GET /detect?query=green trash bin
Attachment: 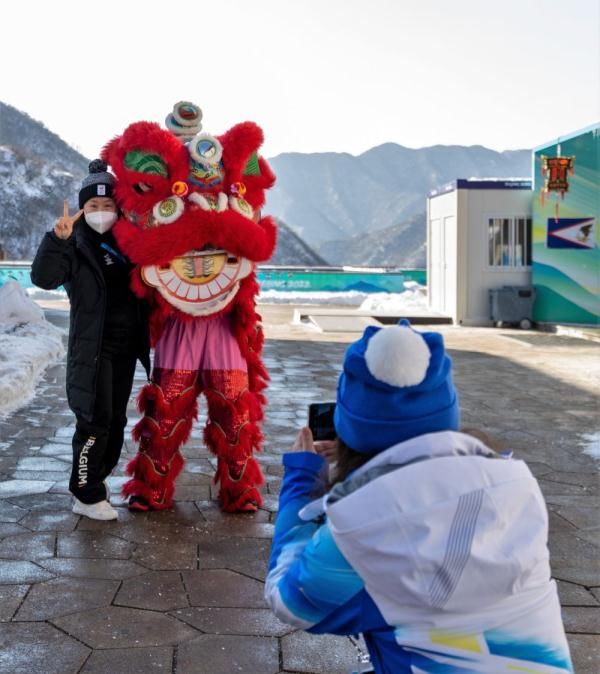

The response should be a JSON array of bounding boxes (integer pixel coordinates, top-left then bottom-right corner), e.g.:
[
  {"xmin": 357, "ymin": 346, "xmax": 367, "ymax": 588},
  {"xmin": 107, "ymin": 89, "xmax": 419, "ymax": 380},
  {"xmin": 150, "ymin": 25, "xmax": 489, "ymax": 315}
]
[{"xmin": 489, "ymin": 286, "xmax": 536, "ymax": 329}]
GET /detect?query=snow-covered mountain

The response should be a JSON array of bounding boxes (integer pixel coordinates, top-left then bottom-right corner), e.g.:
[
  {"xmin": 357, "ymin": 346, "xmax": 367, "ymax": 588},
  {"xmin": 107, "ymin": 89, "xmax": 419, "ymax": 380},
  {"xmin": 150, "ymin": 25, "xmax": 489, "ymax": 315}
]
[
  {"xmin": 0, "ymin": 101, "xmax": 88, "ymax": 260},
  {"xmin": 270, "ymin": 218, "xmax": 327, "ymax": 265},
  {"xmin": 0, "ymin": 101, "xmax": 88, "ymax": 177},
  {"xmin": 317, "ymin": 211, "xmax": 427, "ymax": 268},
  {"xmin": 0, "ymin": 145, "xmax": 88, "ymax": 260},
  {"xmin": 266, "ymin": 144, "xmax": 531, "ymax": 265}
]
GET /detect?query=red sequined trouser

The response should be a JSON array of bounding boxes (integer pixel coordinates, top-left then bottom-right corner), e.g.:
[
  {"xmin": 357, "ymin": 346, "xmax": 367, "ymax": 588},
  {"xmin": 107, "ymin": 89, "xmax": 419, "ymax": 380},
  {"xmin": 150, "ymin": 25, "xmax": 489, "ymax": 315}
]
[{"xmin": 122, "ymin": 312, "xmax": 265, "ymax": 512}]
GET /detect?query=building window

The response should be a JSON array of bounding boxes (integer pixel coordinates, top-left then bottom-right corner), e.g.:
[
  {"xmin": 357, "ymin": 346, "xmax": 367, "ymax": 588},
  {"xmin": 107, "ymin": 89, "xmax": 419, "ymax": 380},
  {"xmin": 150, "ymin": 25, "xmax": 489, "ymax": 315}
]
[{"xmin": 488, "ymin": 217, "xmax": 531, "ymax": 268}]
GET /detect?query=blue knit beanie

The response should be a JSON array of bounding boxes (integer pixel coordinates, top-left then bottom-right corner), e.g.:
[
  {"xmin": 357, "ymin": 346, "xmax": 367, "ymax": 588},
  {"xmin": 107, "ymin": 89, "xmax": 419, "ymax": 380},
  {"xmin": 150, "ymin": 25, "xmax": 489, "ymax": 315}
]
[{"xmin": 333, "ymin": 322, "xmax": 460, "ymax": 454}]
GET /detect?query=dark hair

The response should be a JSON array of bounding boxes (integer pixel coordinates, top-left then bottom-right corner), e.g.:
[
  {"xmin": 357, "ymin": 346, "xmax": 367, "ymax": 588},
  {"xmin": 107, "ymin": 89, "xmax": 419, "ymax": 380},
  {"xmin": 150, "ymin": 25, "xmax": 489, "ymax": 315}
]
[
  {"xmin": 461, "ymin": 428, "xmax": 505, "ymax": 452},
  {"xmin": 332, "ymin": 438, "xmax": 370, "ymax": 484},
  {"xmin": 331, "ymin": 428, "xmax": 503, "ymax": 486}
]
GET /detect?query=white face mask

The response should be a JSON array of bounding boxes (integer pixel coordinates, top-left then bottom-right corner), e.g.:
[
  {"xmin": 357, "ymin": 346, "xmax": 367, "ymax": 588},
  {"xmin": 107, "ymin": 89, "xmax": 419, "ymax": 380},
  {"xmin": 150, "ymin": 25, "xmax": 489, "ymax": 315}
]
[{"xmin": 85, "ymin": 211, "xmax": 118, "ymax": 234}]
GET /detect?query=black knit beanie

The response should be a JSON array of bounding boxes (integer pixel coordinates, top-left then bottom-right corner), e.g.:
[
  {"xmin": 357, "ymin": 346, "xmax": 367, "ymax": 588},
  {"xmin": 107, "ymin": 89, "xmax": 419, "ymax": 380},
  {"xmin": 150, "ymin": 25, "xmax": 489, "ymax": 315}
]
[{"xmin": 78, "ymin": 159, "xmax": 115, "ymax": 208}]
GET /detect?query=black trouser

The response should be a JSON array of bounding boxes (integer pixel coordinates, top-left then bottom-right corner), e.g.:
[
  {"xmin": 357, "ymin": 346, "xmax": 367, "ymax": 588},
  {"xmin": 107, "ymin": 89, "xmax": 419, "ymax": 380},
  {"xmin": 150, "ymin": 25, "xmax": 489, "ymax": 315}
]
[{"xmin": 70, "ymin": 352, "xmax": 137, "ymax": 504}]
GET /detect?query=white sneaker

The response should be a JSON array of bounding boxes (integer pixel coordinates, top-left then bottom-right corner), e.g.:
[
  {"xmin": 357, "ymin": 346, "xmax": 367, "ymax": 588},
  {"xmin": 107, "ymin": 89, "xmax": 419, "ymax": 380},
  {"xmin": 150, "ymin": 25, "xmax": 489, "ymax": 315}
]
[
  {"xmin": 73, "ymin": 498, "xmax": 118, "ymax": 521},
  {"xmin": 104, "ymin": 481, "xmax": 111, "ymax": 502}
]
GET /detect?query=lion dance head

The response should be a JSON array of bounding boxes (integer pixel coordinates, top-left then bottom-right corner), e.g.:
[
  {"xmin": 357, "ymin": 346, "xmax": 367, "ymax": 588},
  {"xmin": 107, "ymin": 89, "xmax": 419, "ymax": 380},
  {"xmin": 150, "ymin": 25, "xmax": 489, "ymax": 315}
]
[{"xmin": 102, "ymin": 101, "xmax": 276, "ymax": 338}]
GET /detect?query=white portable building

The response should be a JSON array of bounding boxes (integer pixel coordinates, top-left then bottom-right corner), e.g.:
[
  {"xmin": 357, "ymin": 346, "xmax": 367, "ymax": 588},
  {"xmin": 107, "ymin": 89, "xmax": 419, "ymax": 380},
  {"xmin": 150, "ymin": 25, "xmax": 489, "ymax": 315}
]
[{"xmin": 427, "ymin": 179, "xmax": 533, "ymax": 326}]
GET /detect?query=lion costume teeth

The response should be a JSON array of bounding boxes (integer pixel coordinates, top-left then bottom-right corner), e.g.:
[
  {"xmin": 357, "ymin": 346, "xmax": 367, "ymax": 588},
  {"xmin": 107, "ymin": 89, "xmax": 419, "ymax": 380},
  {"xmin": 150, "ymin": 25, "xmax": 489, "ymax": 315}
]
[{"xmin": 102, "ymin": 101, "xmax": 276, "ymax": 512}]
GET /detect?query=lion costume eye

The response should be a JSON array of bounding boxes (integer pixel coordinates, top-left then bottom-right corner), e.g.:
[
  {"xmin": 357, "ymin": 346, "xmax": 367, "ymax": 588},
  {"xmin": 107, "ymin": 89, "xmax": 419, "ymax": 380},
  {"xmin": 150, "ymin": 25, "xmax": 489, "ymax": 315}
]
[
  {"xmin": 124, "ymin": 151, "xmax": 169, "ymax": 177},
  {"xmin": 189, "ymin": 134, "xmax": 223, "ymax": 167},
  {"xmin": 124, "ymin": 150, "xmax": 169, "ymax": 195},
  {"xmin": 152, "ymin": 195, "xmax": 185, "ymax": 224}
]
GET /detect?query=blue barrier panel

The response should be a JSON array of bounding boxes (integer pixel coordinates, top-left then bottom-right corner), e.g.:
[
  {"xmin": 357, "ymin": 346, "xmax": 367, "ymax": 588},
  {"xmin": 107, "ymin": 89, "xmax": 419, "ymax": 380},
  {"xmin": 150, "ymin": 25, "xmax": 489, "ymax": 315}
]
[{"xmin": 0, "ymin": 264, "xmax": 34, "ymax": 288}]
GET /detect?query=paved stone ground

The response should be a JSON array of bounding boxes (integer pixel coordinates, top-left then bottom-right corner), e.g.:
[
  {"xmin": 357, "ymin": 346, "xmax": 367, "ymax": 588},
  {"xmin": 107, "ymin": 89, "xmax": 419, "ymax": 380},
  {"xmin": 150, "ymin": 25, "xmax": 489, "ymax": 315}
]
[{"xmin": 0, "ymin": 304, "xmax": 598, "ymax": 674}]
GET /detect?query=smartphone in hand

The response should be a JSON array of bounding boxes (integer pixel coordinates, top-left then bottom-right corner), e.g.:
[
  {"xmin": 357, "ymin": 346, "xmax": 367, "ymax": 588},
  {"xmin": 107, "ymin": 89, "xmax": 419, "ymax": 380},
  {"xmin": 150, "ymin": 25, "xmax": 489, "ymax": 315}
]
[{"xmin": 308, "ymin": 402, "xmax": 337, "ymax": 441}]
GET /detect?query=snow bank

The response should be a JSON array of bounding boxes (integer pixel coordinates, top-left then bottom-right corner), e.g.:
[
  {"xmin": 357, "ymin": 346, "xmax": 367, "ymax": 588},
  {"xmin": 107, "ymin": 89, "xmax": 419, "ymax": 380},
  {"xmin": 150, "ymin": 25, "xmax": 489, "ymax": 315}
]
[
  {"xmin": 26, "ymin": 287, "xmax": 68, "ymax": 301},
  {"xmin": 0, "ymin": 280, "xmax": 45, "ymax": 323},
  {"xmin": 258, "ymin": 289, "xmax": 372, "ymax": 305},
  {"xmin": 580, "ymin": 432, "xmax": 600, "ymax": 461},
  {"xmin": 0, "ymin": 281, "xmax": 65, "ymax": 418},
  {"xmin": 358, "ymin": 282, "xmax": 427, "ymax": 313}
]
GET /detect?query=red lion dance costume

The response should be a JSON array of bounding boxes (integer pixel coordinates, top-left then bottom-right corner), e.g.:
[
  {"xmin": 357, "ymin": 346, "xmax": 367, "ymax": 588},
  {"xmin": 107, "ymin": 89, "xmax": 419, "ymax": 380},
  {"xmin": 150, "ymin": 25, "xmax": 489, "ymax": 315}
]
[{"xmin": 102, "ymin": 102, "xmax": 276, "ymax": 512}]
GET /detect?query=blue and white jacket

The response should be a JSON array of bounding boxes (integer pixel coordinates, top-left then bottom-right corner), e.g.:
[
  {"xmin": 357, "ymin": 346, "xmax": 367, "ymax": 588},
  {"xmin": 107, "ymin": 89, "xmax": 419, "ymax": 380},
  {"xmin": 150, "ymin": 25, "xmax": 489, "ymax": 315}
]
[{"xmin": 265, "ymin": 431, "xmax": 573, "ymax": 674}]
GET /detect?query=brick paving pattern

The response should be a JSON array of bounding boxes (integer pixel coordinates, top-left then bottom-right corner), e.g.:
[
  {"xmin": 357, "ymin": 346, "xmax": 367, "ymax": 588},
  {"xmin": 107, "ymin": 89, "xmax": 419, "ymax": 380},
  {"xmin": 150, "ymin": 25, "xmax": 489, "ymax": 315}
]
[{"xmin": 0, "ymin": 307, "xmax": 598, "ymax": 673}]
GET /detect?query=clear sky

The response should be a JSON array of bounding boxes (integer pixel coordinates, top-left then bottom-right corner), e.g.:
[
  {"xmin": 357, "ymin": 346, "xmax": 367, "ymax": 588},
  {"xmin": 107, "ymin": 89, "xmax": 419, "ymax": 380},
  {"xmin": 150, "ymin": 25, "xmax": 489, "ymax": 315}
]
[{"xmin": 2, "ymin": 0, "xmax": 598, "ymax": 159}]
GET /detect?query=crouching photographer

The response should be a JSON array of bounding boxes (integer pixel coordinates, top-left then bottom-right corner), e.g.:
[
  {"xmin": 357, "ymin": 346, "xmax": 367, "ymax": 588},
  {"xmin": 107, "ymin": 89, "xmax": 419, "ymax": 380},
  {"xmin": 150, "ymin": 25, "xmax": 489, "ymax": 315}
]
[{"xmin": 265, "ymin": 322, "xmax": 572, "ymax": 674}]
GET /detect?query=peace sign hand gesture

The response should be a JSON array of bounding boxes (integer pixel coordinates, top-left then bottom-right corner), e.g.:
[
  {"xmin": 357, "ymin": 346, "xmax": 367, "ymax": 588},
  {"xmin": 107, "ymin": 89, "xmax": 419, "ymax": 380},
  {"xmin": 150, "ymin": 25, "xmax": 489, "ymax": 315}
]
[{"xmin": 54, "ymin": 200, "xmax": 83, "ymax": 240}]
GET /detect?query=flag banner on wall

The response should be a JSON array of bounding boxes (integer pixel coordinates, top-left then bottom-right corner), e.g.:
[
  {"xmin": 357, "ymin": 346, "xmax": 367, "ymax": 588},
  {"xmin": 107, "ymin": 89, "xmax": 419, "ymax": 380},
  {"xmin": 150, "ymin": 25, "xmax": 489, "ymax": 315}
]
[{"xmin": 547, "ymin": 217, "xmax": 596, "ymax": 249}]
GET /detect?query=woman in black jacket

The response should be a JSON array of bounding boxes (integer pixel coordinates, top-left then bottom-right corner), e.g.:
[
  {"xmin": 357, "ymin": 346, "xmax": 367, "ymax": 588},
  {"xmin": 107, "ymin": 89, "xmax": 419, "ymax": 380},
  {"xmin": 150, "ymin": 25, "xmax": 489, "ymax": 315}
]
[{"xmin": 31, "ymin": 160, "xmax": 150, "ymax": 521}]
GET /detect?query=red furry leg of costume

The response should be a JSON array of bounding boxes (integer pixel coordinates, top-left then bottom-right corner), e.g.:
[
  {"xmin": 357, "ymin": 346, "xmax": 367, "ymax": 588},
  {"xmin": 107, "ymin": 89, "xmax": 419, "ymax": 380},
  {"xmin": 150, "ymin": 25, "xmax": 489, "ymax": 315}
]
[
  {"xmin": 203, "ymin": 369, "xmax": 265, "ymax": 512},
  {"xmin": 122, "ymin": 367, "xmax": 200, "ymax": 510}
]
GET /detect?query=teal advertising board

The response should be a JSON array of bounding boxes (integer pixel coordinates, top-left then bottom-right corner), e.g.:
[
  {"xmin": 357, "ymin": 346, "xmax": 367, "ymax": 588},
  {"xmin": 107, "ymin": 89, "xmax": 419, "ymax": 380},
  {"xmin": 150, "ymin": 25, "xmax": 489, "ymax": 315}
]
[
  {"xmin": 256, "ymin": 268, "xmax": 426, "ymax": 293},
  {"xmin": 532, "ymin": 125, "xmax": 600, "ymax": 325},
  {"xmin": 1, "ymin": 264, "xmax": 426, "ymax": 295}
]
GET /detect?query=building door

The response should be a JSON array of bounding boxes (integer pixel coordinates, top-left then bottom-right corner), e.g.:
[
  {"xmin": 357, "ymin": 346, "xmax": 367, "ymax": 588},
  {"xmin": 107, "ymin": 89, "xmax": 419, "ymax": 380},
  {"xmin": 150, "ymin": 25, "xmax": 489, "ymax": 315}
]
[
  {"xmin": 429, "ymin": 218, "xmax": 445, "ymax": 311},
  {"xmin": 443, "ymin": 215, "xmax": 457, "ymax": 319}
]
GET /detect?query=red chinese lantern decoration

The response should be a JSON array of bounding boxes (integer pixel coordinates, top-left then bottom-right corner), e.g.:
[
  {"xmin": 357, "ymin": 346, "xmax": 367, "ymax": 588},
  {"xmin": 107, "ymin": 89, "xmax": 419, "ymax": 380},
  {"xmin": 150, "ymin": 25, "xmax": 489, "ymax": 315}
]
[{"xmin": 541, "ymin": 154, "xmax": 575, "ymax": 221}]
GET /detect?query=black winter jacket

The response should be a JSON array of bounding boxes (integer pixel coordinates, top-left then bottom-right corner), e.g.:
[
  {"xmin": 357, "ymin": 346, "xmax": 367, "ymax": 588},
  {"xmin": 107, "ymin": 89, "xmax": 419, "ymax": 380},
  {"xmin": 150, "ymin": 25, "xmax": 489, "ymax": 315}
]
[{"xmin": 31, "ymin": 220, "xmax": 151, "ymax": 422}]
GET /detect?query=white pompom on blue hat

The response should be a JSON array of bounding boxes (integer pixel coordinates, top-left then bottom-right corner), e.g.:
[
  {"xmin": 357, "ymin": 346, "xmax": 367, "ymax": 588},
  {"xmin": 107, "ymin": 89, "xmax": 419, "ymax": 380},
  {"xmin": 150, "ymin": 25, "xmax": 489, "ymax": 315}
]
[
  {"xmin": 364, "ymin": 324, "xmax": 431, "ymax": 387},
  {"xmin": 334, "ymin": 322, "xmax": 460, "ymax": 454}
]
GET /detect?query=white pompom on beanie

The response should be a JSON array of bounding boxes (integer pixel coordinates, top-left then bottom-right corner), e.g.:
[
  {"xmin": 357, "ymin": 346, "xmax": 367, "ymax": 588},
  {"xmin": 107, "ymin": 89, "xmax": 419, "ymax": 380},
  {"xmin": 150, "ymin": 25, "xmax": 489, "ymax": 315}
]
[
  {"xmin": 334, "ymin": 321, "xmax": 460, "ymax": 453},
  {"xmin": 364, "ymin": 324, "xmax": 431, "ymax": 387}
]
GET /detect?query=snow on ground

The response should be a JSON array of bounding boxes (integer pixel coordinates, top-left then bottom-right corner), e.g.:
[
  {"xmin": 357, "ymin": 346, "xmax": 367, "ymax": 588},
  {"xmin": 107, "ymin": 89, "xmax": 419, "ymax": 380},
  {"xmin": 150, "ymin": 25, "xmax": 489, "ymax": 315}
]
[
  {"xmin": 29, "ymin": 285, "xmax": 427, "ymax": 311},
  {"xmin": 25, "ymin": 281, "xmax": 428, "ymax": 313},
  {"xmin": 580, "ymin": 432, "xmax": 600, "ymax": 460},
  {"xmin": 258, "ymin": 289, "xmax": 372, "ymax": 305},
  {"xmin": 358, "ymin": 282, "xmax": 427, "ymax": 313},
  {"xmin": 0, "ymin": 281, "xmax": 65, "ymax": 418},
  {"xmin": 26, "ymin": 286, "xmax": 67, "ymax": 301}
]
